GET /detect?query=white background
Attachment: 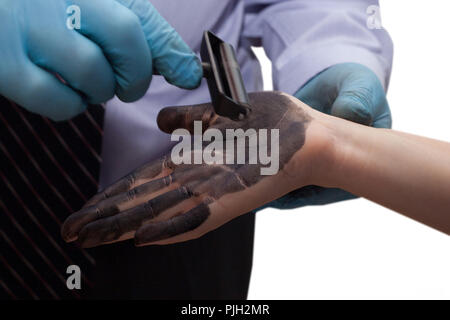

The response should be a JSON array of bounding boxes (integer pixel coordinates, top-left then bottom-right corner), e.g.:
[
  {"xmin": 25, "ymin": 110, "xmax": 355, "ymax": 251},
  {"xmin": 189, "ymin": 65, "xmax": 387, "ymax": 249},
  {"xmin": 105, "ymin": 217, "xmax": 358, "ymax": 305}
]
[{"xmin": 248, "ymin": 0, "xmax": 450, "ymax": 300}]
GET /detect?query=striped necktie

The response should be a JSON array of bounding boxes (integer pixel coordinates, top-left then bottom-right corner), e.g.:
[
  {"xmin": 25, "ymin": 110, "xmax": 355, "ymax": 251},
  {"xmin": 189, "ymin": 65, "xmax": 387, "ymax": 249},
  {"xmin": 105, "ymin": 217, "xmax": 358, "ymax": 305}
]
[{"xmin": 0, "ymin": 96, "xmax": 104, "ymax": 299}]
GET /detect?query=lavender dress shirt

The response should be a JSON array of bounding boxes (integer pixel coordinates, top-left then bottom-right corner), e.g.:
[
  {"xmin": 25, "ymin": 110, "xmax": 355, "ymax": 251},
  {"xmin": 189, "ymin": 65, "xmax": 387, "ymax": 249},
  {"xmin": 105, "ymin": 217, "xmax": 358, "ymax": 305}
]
[{"xmin": 100, "ymin": 0, "xmax": 393, "ymax": 188}]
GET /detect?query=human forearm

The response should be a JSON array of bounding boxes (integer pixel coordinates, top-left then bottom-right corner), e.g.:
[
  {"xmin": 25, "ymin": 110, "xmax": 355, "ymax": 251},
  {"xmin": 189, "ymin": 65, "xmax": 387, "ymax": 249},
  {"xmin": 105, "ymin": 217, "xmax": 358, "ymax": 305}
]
[{"xmin": 320, "ymin": 114, "xmax": 450, "ymax": 234}]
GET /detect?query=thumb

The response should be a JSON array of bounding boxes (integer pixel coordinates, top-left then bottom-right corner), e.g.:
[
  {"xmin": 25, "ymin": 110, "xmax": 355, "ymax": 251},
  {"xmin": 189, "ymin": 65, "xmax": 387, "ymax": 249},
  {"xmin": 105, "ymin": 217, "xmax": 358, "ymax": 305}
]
[
  {"xmin": 331, "ymin": 87, "xmax": 374, "ymax": 126},
  {"xmin": 116, "ymin": 0, "xmax": 202, "ymax": 89},
  {"xmin": 157, "ymin": 103, "xmax": 216, "ymax": 134}
]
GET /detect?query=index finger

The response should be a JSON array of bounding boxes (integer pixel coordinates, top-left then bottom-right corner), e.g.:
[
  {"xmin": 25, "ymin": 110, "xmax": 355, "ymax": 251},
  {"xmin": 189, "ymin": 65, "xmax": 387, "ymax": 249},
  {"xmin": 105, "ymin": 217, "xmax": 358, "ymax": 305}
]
[{"xmin": 116, "ymin": 0, "xmax": 203, "ymax": 89}]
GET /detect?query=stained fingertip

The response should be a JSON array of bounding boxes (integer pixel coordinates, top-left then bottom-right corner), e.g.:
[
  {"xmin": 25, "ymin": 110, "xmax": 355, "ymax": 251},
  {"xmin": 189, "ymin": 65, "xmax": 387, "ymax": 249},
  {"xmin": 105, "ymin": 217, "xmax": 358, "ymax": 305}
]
[
  {"xmin": 61, "ymin": 214, "xmax": 82, "ymax": 243},
  {"xmin": 157, "ymin": 104, "xmax": 215, "ymax": 134},
  {"xmin": 61, "ymin": 208, "xmax": 97, "ymax": 243},
  {"xmin": 61, "ymin": 221, "xmax": 77, "ymax": 243},
  {"xmin": 156, "ymin": 106, "xmax": 180, "ymax": 133}
]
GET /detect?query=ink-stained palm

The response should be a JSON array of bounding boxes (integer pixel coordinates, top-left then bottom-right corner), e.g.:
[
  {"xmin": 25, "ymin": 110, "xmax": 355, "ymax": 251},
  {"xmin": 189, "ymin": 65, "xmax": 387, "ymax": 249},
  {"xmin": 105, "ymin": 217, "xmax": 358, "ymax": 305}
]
[{"xmin": 61, "ymin": 91, "xmax": 320, "ymax": 247}]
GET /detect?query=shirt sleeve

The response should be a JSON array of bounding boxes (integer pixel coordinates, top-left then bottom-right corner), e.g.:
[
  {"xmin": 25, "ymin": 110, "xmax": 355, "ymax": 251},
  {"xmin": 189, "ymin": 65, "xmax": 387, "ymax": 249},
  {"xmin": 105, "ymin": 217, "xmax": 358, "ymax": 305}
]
[{"xmin": 243, "ymin": 0, "xmax": 393, "ymax": 94}]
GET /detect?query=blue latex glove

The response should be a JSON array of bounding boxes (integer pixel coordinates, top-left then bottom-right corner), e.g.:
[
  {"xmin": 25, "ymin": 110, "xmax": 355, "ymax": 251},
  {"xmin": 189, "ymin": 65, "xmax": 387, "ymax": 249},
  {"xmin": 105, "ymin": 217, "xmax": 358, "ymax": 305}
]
[
  {"xmin": 263, "ymin": 62, "xmax": 392, "ymax": 210},
  {"xmin": 0, "ymin": 0, "xmax": 202, "ymax": 121}
]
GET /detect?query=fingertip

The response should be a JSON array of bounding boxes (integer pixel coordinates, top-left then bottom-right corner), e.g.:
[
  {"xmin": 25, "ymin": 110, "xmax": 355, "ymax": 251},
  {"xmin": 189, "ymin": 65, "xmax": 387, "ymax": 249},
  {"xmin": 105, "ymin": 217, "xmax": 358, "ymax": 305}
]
[
  {"xmin": 115, "ymin": 73, "xmax": 152, "ymax": 103},
  {"xmin": 157, "ymin": 105, "xmax": 196, "ymax": 134},
  {"xmin": 60, "ymin": 207, "xmax": 95, "ymax": 243},
  {"xmin": 61, "ymin": 221, "xmax": 78, "ymax": 243},
  {"xmin": 173, "ymin": 56, "xmax": 203, "ymax": 89},
  {"xmin": 134, "ymin": 227, "xmax": 146, "ymax": 247},
  {"xmin": 61, "ymin": 215, "xmax": 81, "ymax": 243},
  {"xmin": 156, "ymin": 107, "xmax": 176, "ymax": 133},
  {"xmin": 161, "ymin": 55, "xmax": 203, "ymax": 89}
]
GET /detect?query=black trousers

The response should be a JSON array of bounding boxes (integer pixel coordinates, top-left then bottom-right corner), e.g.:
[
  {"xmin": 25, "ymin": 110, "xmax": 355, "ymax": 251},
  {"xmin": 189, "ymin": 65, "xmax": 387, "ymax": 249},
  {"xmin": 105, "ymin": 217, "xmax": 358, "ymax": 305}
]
[{"xmin": 88, "ymin": 213, "xmax": 255, "ymax": 300}]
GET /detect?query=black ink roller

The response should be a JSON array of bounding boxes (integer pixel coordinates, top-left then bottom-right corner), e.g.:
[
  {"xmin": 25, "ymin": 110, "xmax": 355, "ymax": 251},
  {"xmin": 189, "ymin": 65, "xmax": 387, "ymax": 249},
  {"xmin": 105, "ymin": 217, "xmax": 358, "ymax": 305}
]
[{"xmin": 154, "ymin": 31, "xmax": 251, "ymax": 120}]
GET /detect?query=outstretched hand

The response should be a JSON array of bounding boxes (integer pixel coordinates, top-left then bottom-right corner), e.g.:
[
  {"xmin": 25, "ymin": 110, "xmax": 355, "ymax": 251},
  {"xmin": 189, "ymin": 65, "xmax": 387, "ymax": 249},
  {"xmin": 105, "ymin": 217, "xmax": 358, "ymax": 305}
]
[{"xmin": 62, "ymin": 92, "xmax": 328, "ymax": 247}]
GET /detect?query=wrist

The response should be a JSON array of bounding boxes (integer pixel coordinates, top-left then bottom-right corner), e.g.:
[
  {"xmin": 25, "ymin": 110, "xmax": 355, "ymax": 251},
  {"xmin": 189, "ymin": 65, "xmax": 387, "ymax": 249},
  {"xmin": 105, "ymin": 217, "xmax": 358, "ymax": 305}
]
[
  {"xmin": 283, "ymin": 99, "xmax": 367, "ymax": 191},
  {"xmin": 305, "ymin": 112, "xmax": 345, "ymax": 188},
  {"xmin": 277, "ymin": 98, "xmax": 341, "ymax": 190},
  {"xmin": 314, "ymin": 109, "xmax": 374, "ymax": 191}
]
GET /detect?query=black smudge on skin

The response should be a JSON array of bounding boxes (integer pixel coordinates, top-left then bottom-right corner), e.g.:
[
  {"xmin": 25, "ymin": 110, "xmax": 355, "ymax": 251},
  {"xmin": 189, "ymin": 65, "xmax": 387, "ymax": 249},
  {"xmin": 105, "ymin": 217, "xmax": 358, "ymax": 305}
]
[
  {"xmin": 135, "ymin": 202, "xmax": 211, "ymax": 245},
  {"xmin": 61, "ymin": 175, "xmax": 172, "ymax": 241},
  {"xmin": 137, "ymin": 92, "xmax": 310, "ymax": 241},
  {"xmin": 64, "ymin": 91, "xmax": 311, "ymax": 246},
  {"xmin": 82, "ymin": 157, "xmax": 172, "ymax": 208},
  {"xmin": 77, "ymin": 187, "xmax": 194, "ymax": 247}
]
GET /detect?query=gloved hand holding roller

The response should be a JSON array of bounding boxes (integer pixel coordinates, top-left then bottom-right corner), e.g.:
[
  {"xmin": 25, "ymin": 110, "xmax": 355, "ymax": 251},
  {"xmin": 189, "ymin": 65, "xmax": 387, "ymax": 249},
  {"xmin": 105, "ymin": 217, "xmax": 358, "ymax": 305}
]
[{"xmin": 0, "ymin": 0, "xmax": 202, "ymax": 121}]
